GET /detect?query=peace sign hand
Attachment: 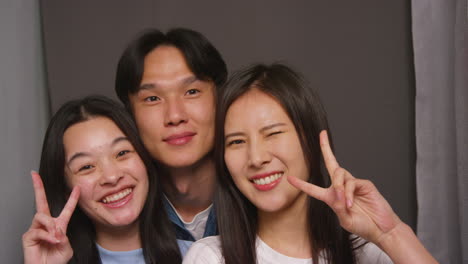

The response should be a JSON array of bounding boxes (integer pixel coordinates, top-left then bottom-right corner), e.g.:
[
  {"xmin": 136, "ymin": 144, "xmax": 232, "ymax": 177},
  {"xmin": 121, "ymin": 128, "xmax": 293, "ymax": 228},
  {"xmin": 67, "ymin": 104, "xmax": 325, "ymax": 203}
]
[
  {"xmin": 287, "ymin": 130, "xmax": 402, "ymax": 245},
  {"xmin": 22, "ymin": 171, "xmax": 80, "ymax": 264}
]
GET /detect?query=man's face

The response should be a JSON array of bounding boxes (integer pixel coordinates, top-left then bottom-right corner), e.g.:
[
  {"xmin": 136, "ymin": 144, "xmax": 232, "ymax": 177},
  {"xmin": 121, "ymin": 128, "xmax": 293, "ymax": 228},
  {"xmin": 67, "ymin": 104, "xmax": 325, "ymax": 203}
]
[{"xmin": 128, "ymin": 45, "xmax": 216, "ymax": 168}]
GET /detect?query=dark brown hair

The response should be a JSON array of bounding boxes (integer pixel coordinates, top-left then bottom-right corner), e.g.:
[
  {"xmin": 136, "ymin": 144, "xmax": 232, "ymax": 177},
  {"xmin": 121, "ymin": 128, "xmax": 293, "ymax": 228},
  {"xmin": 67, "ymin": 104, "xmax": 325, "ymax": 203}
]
[
  {"xmin": 39, "ymin": 95, "xmax": 181, "ymax": 263},
  {"xmin": 115, "ymin": 28, "xmax": 227, "ymax": 109},
  {"xmin": 214, "ymin": 63, "xmax": 359, "ymax": 264}
]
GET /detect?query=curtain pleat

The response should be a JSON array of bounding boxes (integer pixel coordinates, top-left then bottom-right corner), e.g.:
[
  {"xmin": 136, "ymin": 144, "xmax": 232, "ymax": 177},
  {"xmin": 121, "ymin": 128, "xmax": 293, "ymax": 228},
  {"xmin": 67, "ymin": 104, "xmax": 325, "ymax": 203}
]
[
  {"xmin": 412, "ymin": 0, "xmax": 468, "ymax": 263},
  {"xmin": 0, "ymin": 1, "xmax": 50, "ymax": 263}
]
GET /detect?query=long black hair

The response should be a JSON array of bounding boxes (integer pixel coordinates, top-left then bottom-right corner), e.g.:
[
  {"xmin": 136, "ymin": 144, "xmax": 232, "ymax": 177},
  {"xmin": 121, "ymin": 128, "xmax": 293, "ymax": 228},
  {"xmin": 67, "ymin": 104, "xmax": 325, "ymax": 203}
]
[
  {"xmin": 214, "ymin": 63, "xmax": 358, "ymax": 264},
  {"xmin": 115, "ymin": 27, "xmax": 227, "ymax": 109},
  {"xmin": 38, "ymin": 95, "xmax": 182, "ymax": 263}
]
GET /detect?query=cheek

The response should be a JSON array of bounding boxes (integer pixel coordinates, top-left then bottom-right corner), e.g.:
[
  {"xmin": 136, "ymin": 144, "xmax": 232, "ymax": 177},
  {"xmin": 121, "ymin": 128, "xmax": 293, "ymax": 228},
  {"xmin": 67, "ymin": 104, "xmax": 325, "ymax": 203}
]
[
  {"xmin": 134, "ymin": 108, "xmax": 161, "ymax": 131},
  {"xmin": 66, "ymin": 171, "xmax": 96, "ymax": 200},
  {"xmin": 139, "ymin": 171, "xmax": 149, "ymax": 193},
  {"xmin": 65, "ymin": 172, "xmax": 86, "ymax": 194},
  {"xmin": 189, "ymin": 97, "xmax": 215, "ymax": 124},
  {"xmin": 224, "ymin": 150, "xmax": 245, "ymax": 182},
  {"xmin": 131, "ymin": 159, "xmax": 150, "ymax": 189},
  {"xmin": 286, "ymin": 140, "xmax": 310, "ymax": 181},
  {"xmin": 74, "ymin": 183, "xmax": 97, "ymax": 211}
]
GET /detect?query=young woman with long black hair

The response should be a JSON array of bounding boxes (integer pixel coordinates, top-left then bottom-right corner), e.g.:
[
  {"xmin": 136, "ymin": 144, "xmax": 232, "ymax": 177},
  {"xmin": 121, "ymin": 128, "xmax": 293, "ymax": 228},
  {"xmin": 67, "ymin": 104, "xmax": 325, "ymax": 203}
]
[
  {"xmin": 22, "ymin": 96, "xmax": 184, "ymax": 263},
  {"xmin": 184, "ymin": 64, "xmax": 437, "ymax": 263}
]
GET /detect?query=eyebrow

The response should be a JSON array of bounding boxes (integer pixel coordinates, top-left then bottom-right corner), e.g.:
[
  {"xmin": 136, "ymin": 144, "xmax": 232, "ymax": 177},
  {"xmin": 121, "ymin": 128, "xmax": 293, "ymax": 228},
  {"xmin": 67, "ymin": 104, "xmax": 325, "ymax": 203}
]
[
  {"xmin": 224, "ymin": 123, "xmax": 287, "ymax": 139},
  {"xmin": 138, "ymin": 76, "xmax": 198, "ymax": 91},
  {"xmin": 66, "ymin": 136, "xmax": 130, "ymax": 166},
  {"xmin": 259, "ymin": 123, "xmax": 287, "ymax": 133}
]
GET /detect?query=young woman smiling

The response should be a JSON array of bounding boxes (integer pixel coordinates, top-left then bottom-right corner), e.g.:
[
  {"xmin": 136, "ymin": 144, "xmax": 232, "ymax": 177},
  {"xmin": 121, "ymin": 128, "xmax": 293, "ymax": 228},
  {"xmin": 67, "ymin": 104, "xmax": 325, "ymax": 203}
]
[
  {"xmin": 22, "ymin": 96, "xmax": 183, "ymax": 264},
  {"xmin": 183, "ymin": 64, "xmax": 437, "ymax": 264}
]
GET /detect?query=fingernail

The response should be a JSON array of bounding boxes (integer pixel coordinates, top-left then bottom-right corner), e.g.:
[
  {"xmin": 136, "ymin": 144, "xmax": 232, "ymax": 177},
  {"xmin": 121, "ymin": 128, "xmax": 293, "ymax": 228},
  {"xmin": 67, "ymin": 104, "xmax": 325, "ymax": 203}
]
[
  {"xmin": 347, "ymin": 199, "xmax": 353, "ymax": 208},
  {"xmin": 55, "ymin": 227, "xmax": 62, "ymax": 239}
]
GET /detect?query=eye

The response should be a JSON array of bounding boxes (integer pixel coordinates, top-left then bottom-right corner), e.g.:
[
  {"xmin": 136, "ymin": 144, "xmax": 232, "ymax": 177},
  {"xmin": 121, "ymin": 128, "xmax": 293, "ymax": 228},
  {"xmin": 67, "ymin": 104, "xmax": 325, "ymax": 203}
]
[
  {"xmin": 116, "ymin": 150, "xmax": 130, "ymax": 158},
  {"xmin": 78, "ymin": 164, "xmax": 93, "ymax": 172},
  {"xmin": 144, "ymin": 96, "xmax": 160, "ymax": 102},
  {"xmin": 185, "ymin": 89, "xmax": 200, "ymax": 96},
  {"xmin": 227, "ymin": 139, "xmax": 245, "ymax": 146},
  {"xmin": 268, "ymin": 131, "xmax": 283, "ymax": 137}
]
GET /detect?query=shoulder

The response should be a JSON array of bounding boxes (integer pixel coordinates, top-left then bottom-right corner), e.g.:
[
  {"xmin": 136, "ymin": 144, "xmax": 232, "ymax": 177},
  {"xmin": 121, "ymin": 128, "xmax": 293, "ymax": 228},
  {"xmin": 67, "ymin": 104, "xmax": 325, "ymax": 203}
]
[
  {"xmin": 354, "ymin": 241, "xmax": 393, "ymax": 264},
  {"xmin": 183, "ymin": 236, "xmax": 223, "ymax": 264}
]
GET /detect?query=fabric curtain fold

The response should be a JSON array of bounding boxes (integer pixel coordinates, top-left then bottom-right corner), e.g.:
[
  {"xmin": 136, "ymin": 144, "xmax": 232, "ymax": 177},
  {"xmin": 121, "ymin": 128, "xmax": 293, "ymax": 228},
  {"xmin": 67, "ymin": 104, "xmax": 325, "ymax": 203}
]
[
  {"xmin": 0, "ymin": 1, "xmax": 50, "ymax": 263},
  {"xmin": 412, "ymin": 0, "xmax": 468, "ymax": 263}
]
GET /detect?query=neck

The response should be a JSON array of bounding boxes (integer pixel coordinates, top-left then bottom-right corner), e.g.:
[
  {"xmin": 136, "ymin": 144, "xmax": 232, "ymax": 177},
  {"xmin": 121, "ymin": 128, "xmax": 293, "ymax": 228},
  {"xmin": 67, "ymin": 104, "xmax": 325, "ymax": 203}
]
[
  {"xmin": 162, "ymin": 156, "xmax": 216, "ymax": 222},
  {"xmin": 95, "ymin": 221, "xmax": 140, "ymax": 251},
  {"xmin": 257, "ymin": 192, "xmax": 311, "ymax": 258}
]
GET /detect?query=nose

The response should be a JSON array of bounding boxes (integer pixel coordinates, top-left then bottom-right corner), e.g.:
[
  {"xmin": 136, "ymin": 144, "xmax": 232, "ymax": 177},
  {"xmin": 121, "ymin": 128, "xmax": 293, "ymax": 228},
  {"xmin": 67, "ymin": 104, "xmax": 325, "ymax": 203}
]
[
  {"xmin": 164, "ymin": 97, "xmax": 187, "ymax": 126},
  {"xmin": 247, "ymin": 139, "xmax": 271, "ymax": 168},
  {"xmin": 99, "ymin": 162, "xmax": 124, "ymax": 186}
]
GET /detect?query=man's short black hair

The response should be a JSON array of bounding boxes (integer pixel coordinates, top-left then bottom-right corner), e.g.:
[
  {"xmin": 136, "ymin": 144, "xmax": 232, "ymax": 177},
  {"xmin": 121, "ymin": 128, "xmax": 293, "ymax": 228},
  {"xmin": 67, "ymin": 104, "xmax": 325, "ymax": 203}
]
[{"xmin": 115, "ymin": 28, "xmax": 227, "ymax": 108}]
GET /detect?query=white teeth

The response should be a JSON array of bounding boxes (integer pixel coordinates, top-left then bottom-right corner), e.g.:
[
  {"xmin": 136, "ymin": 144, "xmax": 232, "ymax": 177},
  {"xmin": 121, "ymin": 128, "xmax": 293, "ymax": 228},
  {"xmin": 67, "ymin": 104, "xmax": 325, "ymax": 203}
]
[
  {"xmin": 102, "ymin": 188, "xmax": 132, "ymax": 203},
  {"xmin": 252, "ymin": 173, "xmax": 283, "ymax": 185}
]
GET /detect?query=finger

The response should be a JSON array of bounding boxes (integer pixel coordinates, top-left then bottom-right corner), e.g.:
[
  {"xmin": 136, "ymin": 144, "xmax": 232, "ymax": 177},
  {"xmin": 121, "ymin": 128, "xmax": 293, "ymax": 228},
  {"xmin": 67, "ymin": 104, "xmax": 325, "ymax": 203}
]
[
  {"xmin": 55, "ymin": 226, "xmax": 70, "ymax": 244},
  {"xmin": 54, "ymin": 228, "xmax": 73, "ymax": 260},
  {"xmin": 55, "ymin": 226, "xmax": 65, "ymax": 241},
  {"xmin": 31, "ymin": 171, "xmax": 51, "ymax": 216},
  {"xmin": 344, "ymin": 178, "xmax": 357, "ymax": 208},
  {"xmin": 58, "ymin": 186, "xmax": 80, "ymax": 229},
  {"xmin": 30, "ymin": 213, "xmax": 56, "ymax": 234},
  {"xmin": 332, "ymin": 168, "xmax": 346, "ymax": 202},
  {"xmin": 287, "ymin": 175, "xmax": 329, "ymax": 202},
  {"xmin": 23, "ymin": 229, "xmax": 60, "ymax": 246},
  {"xmin": 319, "ymin": 130, "xmax": 340, "ymax": 176}
]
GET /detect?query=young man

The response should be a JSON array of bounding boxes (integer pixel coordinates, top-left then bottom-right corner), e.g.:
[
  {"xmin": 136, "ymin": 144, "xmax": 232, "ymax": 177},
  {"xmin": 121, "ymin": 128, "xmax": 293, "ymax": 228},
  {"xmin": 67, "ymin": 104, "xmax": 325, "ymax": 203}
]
[{"xmin": 115, "ymin": 28, "xmax": 227, "ymax": 244}]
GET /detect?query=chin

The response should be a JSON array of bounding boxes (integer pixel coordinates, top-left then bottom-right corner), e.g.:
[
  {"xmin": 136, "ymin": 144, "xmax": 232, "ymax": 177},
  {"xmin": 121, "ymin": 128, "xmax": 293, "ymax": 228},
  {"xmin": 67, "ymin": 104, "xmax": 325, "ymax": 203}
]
[
  {"xmin": 253, "ymin": 200, "xmax": 287, "ymax": 213},
  {"xmin": 160, "ymin": 152, "xmax": 209, "ymax": 169},
  {"xmin": 168, "ymin": 159, "xmax": 197, "ymax": 168},
  {"xmin": 107, "ymin": 213, "xmax": 139, "ymax": 227}
]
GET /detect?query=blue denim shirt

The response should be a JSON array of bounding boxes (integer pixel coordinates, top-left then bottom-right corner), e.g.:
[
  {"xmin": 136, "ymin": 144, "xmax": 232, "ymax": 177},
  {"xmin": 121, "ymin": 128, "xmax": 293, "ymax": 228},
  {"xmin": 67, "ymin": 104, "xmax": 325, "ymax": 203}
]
[{"xmin": 163, "ymin": 196, "xmax": 217, "ymax": 241}]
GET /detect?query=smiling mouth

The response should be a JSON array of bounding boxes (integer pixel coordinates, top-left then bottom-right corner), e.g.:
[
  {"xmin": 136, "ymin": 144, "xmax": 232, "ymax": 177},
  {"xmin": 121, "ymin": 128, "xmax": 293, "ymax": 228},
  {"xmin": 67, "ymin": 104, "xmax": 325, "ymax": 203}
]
[
  {"xmin": 251, "ymin": 172, "xmax": 284, "ymax": 185},
  {"xmin": 102, "ymin": 188, "xmax": 133, "ymax": 204}
]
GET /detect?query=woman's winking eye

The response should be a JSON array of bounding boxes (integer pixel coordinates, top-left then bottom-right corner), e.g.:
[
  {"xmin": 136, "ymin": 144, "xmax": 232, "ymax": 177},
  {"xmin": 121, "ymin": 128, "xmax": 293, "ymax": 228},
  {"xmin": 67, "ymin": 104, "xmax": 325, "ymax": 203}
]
[{"xmin": 267, "ymin": 131, "xmax": 284, "ymax": 137}]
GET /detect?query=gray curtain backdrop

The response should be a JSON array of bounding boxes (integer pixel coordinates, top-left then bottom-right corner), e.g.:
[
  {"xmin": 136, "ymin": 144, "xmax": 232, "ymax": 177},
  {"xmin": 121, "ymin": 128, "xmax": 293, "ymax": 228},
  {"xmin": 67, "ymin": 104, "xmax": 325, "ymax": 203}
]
[
  {"xmin": 412, "ymin": 0, "xmax": 468, "ymax": 263},
  {"xmin": 0, "ymin": 1, "xmax": 49, "ymax": 263}
]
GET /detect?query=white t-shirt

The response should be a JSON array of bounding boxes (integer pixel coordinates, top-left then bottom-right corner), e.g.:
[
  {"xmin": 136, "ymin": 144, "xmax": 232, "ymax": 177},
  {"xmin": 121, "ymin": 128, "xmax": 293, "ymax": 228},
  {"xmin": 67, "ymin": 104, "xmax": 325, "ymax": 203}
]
[{"xmin": 183, "ymin": 236, "xmax": 393, "ymax": 264}]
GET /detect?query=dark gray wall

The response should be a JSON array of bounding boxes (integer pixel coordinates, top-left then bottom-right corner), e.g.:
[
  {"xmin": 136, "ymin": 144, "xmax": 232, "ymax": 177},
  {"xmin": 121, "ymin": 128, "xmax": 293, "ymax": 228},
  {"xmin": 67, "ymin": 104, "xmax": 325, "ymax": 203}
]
[{"xmin": 41, "ymin": 1, "xmax": 416, "ymax": 228}]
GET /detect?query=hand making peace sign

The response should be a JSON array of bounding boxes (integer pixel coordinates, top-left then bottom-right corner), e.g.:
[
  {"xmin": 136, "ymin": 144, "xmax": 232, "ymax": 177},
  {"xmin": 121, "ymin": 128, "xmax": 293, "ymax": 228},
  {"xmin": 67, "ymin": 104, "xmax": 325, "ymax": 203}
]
[
  {"xmin": 22, "ymin": 171, "xmax": 80, "ymax": 264},
  {"xmin": 287, "ymin": 130, "xmax": 402, "ymax": 245}
]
